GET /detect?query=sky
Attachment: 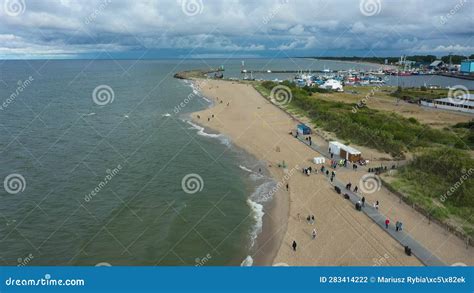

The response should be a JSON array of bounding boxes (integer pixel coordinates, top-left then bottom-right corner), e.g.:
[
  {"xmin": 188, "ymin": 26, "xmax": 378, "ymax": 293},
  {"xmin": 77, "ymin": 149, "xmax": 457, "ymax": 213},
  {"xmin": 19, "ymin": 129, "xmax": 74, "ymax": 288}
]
[{"xmin": 0, "ymin": 0, "xmax": 473, "ymax": 59}]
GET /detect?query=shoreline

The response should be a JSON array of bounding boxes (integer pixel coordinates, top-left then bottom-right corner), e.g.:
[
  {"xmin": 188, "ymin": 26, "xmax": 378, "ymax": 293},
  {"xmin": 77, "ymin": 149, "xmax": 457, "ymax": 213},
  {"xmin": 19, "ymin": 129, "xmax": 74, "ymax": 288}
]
[{"xmin": 185, "ymin": 80, "xmax": 288, "ymax": 266}]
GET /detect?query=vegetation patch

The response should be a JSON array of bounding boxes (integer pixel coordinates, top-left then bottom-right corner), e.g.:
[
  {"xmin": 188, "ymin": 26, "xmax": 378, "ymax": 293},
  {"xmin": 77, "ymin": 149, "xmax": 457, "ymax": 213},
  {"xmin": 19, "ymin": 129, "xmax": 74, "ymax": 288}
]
[
  {"xmin": 389, "ymin": 148, "xmax": 474, "ymax": 237},
  {"xmin": 257, "ymin": 81, "xmax": 466, "ymax": 158}
]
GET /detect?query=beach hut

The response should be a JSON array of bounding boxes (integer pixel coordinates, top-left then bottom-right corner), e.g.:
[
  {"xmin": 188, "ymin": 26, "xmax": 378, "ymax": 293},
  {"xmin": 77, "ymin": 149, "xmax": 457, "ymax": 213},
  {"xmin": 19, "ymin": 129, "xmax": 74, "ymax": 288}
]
[
  {"xmin": 328, "ymin": 141, "xmax": 362, "ymax": 162},
  {"xmin": 297, "ymin": 123, "xmax": 311, "ymax": 135},
  {"xmin": 313, "ymin": 157, "xmax": 325, "ymax": 164}
]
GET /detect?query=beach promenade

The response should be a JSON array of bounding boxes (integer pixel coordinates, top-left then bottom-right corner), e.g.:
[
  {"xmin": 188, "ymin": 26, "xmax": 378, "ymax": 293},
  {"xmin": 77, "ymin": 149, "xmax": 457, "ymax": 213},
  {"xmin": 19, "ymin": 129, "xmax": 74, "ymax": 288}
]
[{"xmin": 191, "ymin": 78, "xmax": 473, "ymax": 266}]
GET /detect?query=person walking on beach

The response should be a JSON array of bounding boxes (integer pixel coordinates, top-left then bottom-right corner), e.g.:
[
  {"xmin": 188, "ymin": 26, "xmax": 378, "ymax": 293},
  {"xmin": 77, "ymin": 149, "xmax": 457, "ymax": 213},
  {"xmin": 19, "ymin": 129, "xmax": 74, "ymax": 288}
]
[
  {"xmin": 286, "ymin": 183, "xmax": 289, "ymax": 191},
  {"xmin": 292, "ymin": 240, "xmax": 297, "ymax": 251},
  {"xmin": 385, "ymin": 218, "xmax": 390, "ymax": 229},
  {"xmin": 374, "ymin": 200, "xmax": 379, "ymax": 210},
  {"xmin": 354, "ymin": 186, "xmax": 358, "ymax": 193},
  {"xmin": 361, "ymin": 196, "xmax": 365, "ymax": 207},
  {"xmin": 312, "ymin": 229, "xmax": 317, "ymax": 240},
  {"xmin": 396, "ymin": 221, "xmax": 403, "ymax": 231},
  {"xmin": 311, "ymin": 215, "xmax": 315, "ymax": 225},
  {"xmin": 306, "ymin": 215, "xmax": 311, "ymax": 224}
]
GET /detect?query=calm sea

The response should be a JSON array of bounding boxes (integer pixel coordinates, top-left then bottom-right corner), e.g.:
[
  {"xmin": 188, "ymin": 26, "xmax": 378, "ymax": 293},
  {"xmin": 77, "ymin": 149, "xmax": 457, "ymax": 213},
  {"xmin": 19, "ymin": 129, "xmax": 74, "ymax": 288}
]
[{"xmin": 0, "ymin": 58, "xmax": 471, "ymax": 266}]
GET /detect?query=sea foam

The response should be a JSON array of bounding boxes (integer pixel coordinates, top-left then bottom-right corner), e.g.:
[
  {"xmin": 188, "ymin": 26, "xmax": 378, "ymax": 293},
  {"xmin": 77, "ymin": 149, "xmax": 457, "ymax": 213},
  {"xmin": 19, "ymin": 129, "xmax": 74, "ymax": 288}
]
[
  {"xmin": 239, "ymin": 165, "xmax": 264, "ymax": 181},
  {"xmin": 186, "ymin": 120, "xmax": 230, "ymax": 147},
  {"xmin": 247, "ymin": 198, "xmax": 264, "ymax": 249},
  {"xmin": 240, "ymin": 255, "xmax": 254, "ymax": 266}
]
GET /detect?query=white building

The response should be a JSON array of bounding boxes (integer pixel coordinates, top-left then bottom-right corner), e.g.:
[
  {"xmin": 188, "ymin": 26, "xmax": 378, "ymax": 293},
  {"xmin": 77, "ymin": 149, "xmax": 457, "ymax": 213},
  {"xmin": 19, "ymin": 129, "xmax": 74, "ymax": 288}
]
[
  {"xmin": 328, "ymin": 141, "xmax": 362, "ymax": 162},
  {"xmin": 420, "ymin": 94, "xmax": 474, "ymax": 114}
]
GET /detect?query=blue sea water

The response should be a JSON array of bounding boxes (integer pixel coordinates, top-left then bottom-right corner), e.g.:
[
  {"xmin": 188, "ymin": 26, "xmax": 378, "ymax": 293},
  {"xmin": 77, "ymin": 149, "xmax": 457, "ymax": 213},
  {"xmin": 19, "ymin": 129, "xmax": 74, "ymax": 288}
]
[{"xmin": 0, "ymin": 59, "xmax": 277, "ymax": 266}]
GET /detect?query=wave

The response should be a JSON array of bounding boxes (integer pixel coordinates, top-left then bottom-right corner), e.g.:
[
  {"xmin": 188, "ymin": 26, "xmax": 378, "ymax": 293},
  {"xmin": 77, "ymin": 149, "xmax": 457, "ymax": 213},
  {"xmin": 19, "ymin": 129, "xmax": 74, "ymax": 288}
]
[
  {"xmin": 186, "ymin": 120, "xmax": 230, "ymax": 147},
  {"xmin": 250, "ymin": 180, "xmax": 277, "ymax": 204},
  {"xmin": 246, "ymin": 179, "xmax": 278, "ymax": 254},
  {"xmin": 247, "ymin": 198, "xmax": 264, "ymax": 249},
  {"xmin": 240, "ymin": 255, "xmax": 253, "ymax": 266},
  {"xmin": 162, "ymin": 113, "xmax": 171, "ymax": 117},
  {"xmin": 239, "ymin": 165, "xmax": 253, "ymax": 173},
  {"xmin": 82, "ymin": 112, "xmax": 96, "ymax": 117},
  {"xmin": 184, "ymin": 80, "xmax": 212, "ymax": 104},
  {"xmin": 239, "ymin": 165, "xmax": 264, "ymax": 181}
]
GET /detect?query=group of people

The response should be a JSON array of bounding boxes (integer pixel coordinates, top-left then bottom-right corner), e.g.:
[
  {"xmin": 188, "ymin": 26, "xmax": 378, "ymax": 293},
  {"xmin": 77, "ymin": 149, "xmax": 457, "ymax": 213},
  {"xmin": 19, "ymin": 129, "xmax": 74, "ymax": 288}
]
[
  {"xmin": 197, "ymin": 114, "xmax": 216, "ymax": 122},
  {"xmin": 368, "ymin": 166, "xmax": 392, "ymax": 174},
  {"xmin": 306, "ymin": 214, "xmax": 315, "ymax": 225},
  {"xmin": 291, "ymin": 214, "xmax": 318, "ymax": 251},
  {"xmin": 303, "ymin": 166, "xmax": 315, "ymax": 176},
  {"xmin": 385, "ymin": 218, "xmax": 403, "ymax": 231},
  {"xmin": 215, "ymin": 97, "xmax": 230, "ymax": 106},
  {"xmin": 305, "ymin": 136, "xmax": 313, "ymax": 146},
  {"xmin": 346, "ymin": 182, "xmax": 358, "ymax": 193}
]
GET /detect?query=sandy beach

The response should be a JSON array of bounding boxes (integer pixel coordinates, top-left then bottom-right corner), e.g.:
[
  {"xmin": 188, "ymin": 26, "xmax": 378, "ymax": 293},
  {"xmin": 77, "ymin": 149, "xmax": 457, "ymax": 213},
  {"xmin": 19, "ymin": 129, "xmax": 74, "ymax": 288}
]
[{"xmin": 190, "ymin": 78, "xmax": 473, "ymax": 266}]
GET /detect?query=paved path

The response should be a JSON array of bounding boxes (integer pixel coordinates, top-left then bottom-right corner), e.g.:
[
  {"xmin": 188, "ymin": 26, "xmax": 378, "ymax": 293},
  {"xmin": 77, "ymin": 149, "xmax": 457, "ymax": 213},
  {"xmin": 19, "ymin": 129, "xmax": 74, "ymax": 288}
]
[{"xmin": 294, "ymin": 135, "xmax": 446, "ymax": 266}]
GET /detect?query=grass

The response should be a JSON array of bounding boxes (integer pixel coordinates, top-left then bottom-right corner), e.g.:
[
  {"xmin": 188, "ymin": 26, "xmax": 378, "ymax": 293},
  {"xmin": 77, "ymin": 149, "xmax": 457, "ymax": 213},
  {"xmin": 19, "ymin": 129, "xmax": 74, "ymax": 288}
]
[
  {"xmin": 388, "ymin": 148, "xmax": 474, "ymax": 237},
  {"xmin": 255, "ymin": 81, "xmax": 468, "ymax": 158},
  {"xmin": 390, "ymin": 87, "xmax": 450, "ymax": 102}
]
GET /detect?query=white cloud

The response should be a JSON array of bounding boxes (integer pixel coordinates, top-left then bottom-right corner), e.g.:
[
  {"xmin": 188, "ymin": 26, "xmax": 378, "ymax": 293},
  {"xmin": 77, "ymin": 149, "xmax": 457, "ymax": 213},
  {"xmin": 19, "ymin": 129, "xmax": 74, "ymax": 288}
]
[{"xmin": 0, "ymin": 0, "xmax": 472, "ymax": 58}]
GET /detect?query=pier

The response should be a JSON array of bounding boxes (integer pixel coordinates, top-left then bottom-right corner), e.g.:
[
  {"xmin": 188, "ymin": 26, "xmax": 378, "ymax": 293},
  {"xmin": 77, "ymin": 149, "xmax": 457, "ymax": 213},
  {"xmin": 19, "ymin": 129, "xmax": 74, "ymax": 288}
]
[
  {"xmin": 437, "ymin": 72, "xmax": 474, "ymax": 81},
  {"xmin": 241, "ymin": 69, "xmax": 332, "ymax": 74}
]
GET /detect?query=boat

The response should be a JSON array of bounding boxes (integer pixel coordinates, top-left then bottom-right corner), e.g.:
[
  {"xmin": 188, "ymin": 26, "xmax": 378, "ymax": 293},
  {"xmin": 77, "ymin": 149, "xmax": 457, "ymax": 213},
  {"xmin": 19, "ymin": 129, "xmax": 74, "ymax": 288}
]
[{"xmin": 319, "ymin": 79, "xmax": 343, "ymax": 92}]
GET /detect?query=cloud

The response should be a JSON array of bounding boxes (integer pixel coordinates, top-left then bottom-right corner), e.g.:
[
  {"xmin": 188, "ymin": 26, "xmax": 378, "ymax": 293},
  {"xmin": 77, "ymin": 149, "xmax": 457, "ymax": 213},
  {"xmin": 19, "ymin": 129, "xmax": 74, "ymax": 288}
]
[{"xmin": 0, "ymin": 0, "xmax": 472, "ymax": 59}]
